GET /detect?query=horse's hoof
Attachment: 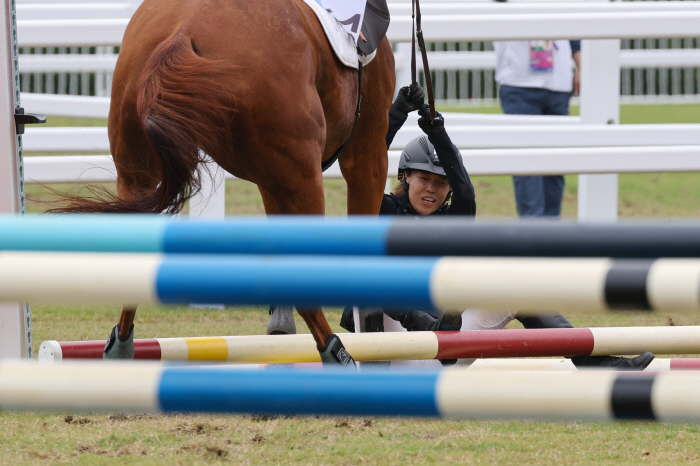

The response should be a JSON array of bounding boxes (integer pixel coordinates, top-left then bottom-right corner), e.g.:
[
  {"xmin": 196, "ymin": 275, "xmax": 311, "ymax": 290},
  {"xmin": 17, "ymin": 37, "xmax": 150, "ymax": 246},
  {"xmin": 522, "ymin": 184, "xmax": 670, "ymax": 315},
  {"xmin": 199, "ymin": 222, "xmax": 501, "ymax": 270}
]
[
  {"xmin": 267, "ymin": 306, "xmax": 296, "ymax": 335},
  {"xmin": 103, "ymin": 324, "xmax": 135, "ymax": 359},
  {"xmin": 318, "ymin": 334, "xmax": 356, "ymax": 368}
]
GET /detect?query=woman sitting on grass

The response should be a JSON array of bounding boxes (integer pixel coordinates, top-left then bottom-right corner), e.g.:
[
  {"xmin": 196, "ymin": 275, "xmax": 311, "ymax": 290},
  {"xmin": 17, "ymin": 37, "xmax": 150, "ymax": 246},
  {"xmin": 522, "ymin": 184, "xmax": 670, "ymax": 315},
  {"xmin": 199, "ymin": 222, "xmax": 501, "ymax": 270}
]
[{"xmin": 273, "ymin": 83, "xmax": 654, "ymax": 369}]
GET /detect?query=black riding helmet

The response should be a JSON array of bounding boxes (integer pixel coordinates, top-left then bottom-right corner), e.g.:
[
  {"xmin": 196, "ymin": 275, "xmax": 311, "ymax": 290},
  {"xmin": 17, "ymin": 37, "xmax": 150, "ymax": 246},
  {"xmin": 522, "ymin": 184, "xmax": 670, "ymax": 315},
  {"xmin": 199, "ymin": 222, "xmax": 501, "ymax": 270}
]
[{"xmin": 398, "ymin": 136, "xmax": 445, "ymax": 183}]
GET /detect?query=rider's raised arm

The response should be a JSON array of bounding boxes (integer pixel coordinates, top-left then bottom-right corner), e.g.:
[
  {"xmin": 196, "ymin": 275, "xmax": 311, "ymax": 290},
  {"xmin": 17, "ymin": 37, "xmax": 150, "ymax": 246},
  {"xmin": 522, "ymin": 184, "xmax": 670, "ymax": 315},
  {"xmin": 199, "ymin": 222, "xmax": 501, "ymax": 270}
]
[{"xmin": 417, "ymin": 105, "xmax": 476, "ymax": 216}]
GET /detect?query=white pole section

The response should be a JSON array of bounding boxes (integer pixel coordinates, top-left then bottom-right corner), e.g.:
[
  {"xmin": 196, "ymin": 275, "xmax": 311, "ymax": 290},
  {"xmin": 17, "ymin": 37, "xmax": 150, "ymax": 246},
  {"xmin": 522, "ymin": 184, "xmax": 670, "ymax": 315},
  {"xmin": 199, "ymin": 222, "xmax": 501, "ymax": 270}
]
[{"xmin": 0, "ymin": 0, "xmax": 32, "ymax": 358}]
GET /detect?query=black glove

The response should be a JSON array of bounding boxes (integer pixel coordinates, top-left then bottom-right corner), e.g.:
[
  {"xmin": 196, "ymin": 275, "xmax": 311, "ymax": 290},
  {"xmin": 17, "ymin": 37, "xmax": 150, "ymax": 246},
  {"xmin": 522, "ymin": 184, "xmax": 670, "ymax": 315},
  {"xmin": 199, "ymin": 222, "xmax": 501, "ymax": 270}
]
[
  {"xmin": 392, "ymin": 83, "xmax": 425, "ymax": 114},
  {"xmin": 418, "ymin": 104, "xmax": 445, "ymax": 135}
]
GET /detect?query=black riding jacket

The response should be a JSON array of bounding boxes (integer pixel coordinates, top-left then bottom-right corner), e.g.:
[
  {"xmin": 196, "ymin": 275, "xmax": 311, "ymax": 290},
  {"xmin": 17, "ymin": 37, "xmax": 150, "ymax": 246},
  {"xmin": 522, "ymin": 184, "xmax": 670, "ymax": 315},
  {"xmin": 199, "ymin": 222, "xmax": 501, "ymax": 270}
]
[
  {"xmin": 381, "ymin": 106, "xmax": 477, "ymax": 216},
  {"xmin": 341, "ymin": 105, "xmax": 650, "ymax": 368},
  {"xmin": 341, "ymin": 106, "xmax": 572, "ymax": 334}
]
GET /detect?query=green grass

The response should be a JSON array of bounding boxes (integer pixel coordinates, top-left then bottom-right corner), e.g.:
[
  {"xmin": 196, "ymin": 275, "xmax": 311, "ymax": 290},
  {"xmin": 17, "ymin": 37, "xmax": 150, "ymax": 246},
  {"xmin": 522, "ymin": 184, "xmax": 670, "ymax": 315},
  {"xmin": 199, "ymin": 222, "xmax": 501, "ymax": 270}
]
[
  {"xmin": 15, "ymin": 305, "xmax": 700, "ymax": 465},
  {"xmin": 12, "ymin": 104, "xmax": 700, "ymax": 464}
]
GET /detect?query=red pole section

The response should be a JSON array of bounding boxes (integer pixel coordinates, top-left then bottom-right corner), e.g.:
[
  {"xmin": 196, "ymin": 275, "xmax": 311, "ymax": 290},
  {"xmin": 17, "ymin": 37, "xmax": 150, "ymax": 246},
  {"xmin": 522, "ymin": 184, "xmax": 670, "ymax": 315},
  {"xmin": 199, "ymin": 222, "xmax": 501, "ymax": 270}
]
[
  {"xmin": 435, "ymin": 328, "xmax": 595, "ymax": 359},
  {"xmin": 59, "ymin": 339, "xmax": 161, "ymax": 360},
  {"xmin": 670, "ymin": 359, "xmax": 700, "ymax": 370}
]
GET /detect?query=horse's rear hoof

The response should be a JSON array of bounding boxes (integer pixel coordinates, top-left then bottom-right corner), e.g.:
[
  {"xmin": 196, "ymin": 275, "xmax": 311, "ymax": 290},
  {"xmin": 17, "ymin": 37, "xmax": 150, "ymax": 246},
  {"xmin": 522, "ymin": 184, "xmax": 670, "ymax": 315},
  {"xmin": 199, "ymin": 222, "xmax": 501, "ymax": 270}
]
[
  {"xmin": 318, "ymin": 334, "xmax": 356, "ymax": 368},
  {"xmin": 267, "ymin": 306, "xmax": 297, "ymax": 335},
  {"xmin": 103, "ymin": 324, "xmax": 135, "ymax": 359}
]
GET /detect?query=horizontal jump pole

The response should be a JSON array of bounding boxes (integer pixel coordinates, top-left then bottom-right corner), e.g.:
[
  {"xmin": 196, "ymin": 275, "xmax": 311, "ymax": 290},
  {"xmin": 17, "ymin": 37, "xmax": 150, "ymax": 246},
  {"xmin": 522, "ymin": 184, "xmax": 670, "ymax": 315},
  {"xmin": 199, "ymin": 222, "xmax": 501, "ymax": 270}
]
[
  {"xmin": 38, "ymin": 326, "xmax": 700, "ymax": 363},
  {"xmin": 5, "ymin": 215, "xmax": 700, "ymax": 259},
  {"xmin": 2, "ymin": 360, "xmax": 700, "ymax": 421},
  {"xmin": 1, "ymin": 251, "xmax": 699, "ymax": 312}
]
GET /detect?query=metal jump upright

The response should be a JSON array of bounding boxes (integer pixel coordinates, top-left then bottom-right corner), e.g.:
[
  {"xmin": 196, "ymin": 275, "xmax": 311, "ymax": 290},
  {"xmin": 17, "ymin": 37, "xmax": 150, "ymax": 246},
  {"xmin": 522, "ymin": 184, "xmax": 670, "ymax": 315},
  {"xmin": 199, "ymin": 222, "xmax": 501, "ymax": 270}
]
[{"xmin": 0, "ymin": 0, "xmax": 44, "ymax": 358}]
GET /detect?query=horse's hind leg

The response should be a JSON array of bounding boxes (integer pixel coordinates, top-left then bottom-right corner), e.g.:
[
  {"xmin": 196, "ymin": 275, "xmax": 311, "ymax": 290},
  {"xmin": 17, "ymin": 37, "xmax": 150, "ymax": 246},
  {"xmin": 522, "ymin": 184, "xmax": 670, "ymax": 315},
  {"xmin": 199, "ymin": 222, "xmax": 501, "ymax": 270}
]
[
  {"xmin": 340, "ymin": 39, "xmax": 395, "ymax": 215},
  {"xmin": 257, "ymin": 172, "xmax": 350, "ymax": 365}
]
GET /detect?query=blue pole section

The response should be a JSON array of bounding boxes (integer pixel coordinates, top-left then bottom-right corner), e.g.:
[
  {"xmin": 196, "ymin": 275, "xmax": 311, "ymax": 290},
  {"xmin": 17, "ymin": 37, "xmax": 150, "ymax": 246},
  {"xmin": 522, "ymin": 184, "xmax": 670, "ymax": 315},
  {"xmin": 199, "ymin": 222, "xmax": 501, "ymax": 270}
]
[
  {"xmin": 158, "ymin": 368, "xmax": 441, "ymax": 416},
  {"xmin": 155, "ymin": 255, "xmax": 437, "ymax": 308},
  {"xmin": 0, "ymin": 214, "xmax": 168, "ymax": 252},
  {"xmin": 0, "ymin": 215, "xmax": 392, "ymax": 255},
  {"xmin": 162, "ymin": 217, "xmax": 391, "ymax": 255}
]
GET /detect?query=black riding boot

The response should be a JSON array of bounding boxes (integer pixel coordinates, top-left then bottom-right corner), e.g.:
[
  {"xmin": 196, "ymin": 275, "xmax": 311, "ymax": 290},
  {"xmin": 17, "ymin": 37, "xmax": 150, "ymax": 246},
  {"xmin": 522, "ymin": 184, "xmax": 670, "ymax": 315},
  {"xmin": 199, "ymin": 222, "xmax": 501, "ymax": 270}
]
[
  {"xmin": 386, "ymin": 309, "xmax": 461, "ymax": 333},
  {"xmin": 385, "ymin": 309, "xmax": 462, "ymax": 366},
  {"xmin": 570, "ymin": 352, "xmax": 655, "ymax": 371}
]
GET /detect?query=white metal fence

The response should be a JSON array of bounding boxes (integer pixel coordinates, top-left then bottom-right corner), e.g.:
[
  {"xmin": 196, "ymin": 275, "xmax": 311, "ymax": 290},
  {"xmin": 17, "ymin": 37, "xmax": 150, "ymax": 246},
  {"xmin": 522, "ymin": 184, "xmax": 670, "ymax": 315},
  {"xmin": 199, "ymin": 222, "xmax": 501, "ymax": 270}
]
[
  {"xmin": 13, "ymin": 0, "xmax": 700, "ymax": 222},
  {"xmin": 16, "ymin": 0, "xmax": 700, "ymax": 105}
]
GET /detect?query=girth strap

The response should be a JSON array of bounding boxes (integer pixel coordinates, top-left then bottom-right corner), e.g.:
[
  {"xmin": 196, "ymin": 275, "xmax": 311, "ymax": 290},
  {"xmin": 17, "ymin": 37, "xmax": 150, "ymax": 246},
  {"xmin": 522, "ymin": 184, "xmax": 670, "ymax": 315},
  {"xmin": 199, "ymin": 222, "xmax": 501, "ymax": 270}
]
[
  {"xmin": 321, "ymin": 60, "xmax": 363, "ymax": 172},
  {"xmin": 411, "ymin": 0, "xmax": 436, "ymax": 120}
]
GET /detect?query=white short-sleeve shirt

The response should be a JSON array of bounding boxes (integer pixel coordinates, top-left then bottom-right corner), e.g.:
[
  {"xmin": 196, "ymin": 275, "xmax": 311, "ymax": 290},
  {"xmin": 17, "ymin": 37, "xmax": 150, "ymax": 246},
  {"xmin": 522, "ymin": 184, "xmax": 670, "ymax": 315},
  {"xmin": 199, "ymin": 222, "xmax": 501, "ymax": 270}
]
[{"xmin": 494, "ymin": 40, "xmax": 575, "ymax": 93}]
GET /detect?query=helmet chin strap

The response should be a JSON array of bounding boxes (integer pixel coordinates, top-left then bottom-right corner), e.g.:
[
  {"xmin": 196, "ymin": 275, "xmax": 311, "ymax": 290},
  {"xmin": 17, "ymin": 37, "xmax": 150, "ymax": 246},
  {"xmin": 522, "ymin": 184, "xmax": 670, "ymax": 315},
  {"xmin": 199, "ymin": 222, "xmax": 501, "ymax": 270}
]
[{"xmin": 444, "ymin": 190, "xmax": 453, "ymax": 205}]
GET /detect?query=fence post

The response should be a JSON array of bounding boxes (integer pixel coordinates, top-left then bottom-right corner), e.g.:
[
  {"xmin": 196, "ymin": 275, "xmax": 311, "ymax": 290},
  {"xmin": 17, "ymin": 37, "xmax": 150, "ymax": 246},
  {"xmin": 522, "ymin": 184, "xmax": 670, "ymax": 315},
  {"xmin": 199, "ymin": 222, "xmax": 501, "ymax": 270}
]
[
  {"xmin": 0, "ymin": 0, "xmax": 32, "ymax": 359},
  {"xmin": 578, "ymin": 35, "xmax": 620, "ymax": 222},
  {"xmin": 394, "ymin": 42, "xmax": 412, "ymax": 95}
]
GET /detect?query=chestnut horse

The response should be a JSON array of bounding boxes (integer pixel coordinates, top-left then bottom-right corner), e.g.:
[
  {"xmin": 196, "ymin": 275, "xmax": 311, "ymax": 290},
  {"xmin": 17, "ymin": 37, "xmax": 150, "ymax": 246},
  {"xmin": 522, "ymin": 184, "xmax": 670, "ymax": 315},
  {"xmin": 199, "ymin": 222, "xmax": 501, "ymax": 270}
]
[{"xmin": 58, "ymin": 0, "xmax": 395, "ymax": 360}]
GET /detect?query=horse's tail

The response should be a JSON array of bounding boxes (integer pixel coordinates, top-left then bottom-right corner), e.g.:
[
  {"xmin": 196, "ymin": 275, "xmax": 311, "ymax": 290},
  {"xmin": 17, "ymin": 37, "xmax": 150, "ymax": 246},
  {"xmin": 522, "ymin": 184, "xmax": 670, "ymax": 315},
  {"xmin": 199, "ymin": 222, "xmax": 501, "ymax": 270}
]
[{"xmin": 50, "ymin": 30, "xmax": 235, "ymax": 214}]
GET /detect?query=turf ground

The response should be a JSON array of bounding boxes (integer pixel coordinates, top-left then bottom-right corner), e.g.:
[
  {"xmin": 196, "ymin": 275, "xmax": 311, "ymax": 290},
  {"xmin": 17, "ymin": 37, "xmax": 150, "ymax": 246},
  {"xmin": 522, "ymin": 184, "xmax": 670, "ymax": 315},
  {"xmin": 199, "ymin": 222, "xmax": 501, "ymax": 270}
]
[{"xmin": 9, "ymin": 103, "xmax": 700, "ymax": 465}]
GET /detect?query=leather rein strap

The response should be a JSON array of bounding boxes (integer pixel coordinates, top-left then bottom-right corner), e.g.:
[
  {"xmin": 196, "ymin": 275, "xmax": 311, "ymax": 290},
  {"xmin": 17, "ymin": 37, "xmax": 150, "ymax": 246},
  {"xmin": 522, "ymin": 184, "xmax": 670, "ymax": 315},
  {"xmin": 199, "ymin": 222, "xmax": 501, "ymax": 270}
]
[{"xmin": 411, "ymin": 0, "xmax": 436, "ymax": 121}]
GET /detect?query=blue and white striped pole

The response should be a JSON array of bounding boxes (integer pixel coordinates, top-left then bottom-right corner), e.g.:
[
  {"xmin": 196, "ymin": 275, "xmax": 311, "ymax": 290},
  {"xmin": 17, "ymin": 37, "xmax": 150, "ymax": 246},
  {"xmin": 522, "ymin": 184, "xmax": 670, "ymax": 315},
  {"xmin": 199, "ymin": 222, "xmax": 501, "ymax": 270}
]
[
  {"xmin": 1, "ymin": 252, "xmax": 699, "ymax": 312},
  {"xmin": 2, "ymin": 361, "xmax": 700, "ymax": 422},
  {"xmin": 4, "ymin": 214, "xmax": 700, "ymax": 258}
]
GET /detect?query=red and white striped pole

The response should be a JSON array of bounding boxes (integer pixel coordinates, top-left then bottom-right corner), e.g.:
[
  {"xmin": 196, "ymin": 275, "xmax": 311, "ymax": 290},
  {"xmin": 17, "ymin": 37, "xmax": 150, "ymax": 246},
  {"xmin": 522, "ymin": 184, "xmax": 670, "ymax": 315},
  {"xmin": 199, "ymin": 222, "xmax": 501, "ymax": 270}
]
[{"xmin": 40, "ymin": 326, "xmax": 700, "ymax": 363}]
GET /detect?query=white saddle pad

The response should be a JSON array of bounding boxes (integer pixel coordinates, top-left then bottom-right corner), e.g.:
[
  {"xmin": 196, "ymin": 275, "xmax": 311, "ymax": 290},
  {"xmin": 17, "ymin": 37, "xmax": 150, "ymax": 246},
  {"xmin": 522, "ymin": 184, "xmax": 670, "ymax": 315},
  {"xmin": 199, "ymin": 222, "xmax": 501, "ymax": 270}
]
[{"xmin": 301, "ymin": 0, "xmax": 377, "ymax": 69}]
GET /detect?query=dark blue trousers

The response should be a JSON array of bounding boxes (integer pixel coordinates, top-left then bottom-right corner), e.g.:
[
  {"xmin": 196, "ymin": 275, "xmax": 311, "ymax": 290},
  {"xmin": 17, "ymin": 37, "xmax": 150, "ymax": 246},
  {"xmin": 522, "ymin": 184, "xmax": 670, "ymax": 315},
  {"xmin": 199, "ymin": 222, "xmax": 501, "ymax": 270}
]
[{"xmin": 499, "ymin": 85, "xmax": 571, "ymax": 217}]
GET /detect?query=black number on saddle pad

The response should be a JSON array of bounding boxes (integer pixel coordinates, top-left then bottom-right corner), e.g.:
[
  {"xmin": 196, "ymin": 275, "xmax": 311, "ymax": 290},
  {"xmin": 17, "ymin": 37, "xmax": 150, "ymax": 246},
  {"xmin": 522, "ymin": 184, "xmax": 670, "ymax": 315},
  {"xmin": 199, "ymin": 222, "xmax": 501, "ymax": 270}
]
[{"xmin": 339, "ymin": 14, "xmax": 362, "ymax": 33}]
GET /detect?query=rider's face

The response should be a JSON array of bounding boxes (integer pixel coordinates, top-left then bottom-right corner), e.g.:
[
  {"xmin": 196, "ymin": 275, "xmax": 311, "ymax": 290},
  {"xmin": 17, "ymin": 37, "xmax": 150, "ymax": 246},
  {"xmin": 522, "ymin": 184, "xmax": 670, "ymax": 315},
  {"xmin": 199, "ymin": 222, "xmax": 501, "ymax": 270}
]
[{"xmin": 404, "ymin": 170, "xmax": 450, "ymax": 215}]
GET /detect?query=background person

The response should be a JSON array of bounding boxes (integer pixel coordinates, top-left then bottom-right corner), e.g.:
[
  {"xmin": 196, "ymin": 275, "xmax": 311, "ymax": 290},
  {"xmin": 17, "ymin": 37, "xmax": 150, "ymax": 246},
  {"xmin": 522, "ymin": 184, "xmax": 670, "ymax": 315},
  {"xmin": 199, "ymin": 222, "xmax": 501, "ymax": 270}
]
[{"xmin": 494, "ymin": 39, "xmax": 581, "ymax": 217}]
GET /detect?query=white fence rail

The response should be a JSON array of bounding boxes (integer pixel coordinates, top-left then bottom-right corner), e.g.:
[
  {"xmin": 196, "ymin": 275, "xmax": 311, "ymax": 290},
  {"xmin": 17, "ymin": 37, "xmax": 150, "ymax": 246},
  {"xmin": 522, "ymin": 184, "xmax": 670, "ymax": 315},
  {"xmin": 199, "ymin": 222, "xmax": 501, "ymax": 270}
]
[
  {"xmin": 22, "ymin": 123, "xmax": 700, "ymax": 153},
  {"xmin": 16, "ymin": 11, "xmax": 700, "ymax": 47},
  {"xmin": 16, "ymin": 0, "xmax": 700, "ymax": 222},
  {"xmin": 19, "ymin": 48, "xmax": 700, "ymax": 74},
  {"xmin": 15, "ymin": 1, "xmax": 700, "ymax": 103},
  {"xmin": 23, "ymin": 145, "xmax": 700, "ymax": 184}
]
